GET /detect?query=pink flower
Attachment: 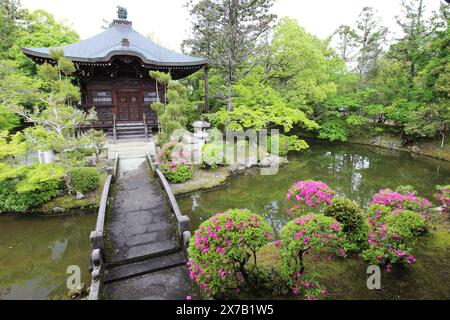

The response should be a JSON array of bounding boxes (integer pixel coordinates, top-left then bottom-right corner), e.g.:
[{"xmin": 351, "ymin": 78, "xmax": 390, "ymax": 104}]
[
  {"xmin": 186, "ymin": 295, "xmax": 192, "ymax": 300},
  {"xmin": 303, "ymin": 235, "xmax": 310, "ymax": 243}
]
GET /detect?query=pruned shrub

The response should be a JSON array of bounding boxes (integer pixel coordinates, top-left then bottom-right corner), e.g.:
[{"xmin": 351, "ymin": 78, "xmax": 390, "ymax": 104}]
[
  {"xmin": 279, "ymin": 214, "xmax": 344, "ymax": 300},
  {"xmin": 324, "ymin": 198, "xmax": 364, "ymax": 233},
  {"xmin": 286, "ymin": 180, "xmax": 335, "ymax": 216},
  {"xmin": 160, "ymin": 162, "xmax": 193, "ymax": 184},
  {"xmin": 201, "ymin": 143, "xmax": 224, "ymax": 169},
  {"xmin": 70, "ymin": 167, "xmax": 100, "ymax": 194},
  {"xmin": 362, "ymin": 200, "xmax": 428, "ymax": 272},
  {"xmin": 187, "ymin": 209, "xmax": 272, "ymax": 297},
  {"xmin": 324, "ymin": 197, "xmax": 367, "ymax": 253}
]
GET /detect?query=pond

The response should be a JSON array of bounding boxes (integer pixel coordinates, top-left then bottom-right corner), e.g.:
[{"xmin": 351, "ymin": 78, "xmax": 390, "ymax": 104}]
[
  {"xmin": 0, "ymin": 212, "xmax": 95, "ymax": 300},
  {"xmin": 179, "ymin": 140, "xmax": 450, "ymax": 232},
  {"xmin": 178, "ymin": 140, "xmax": 450, "ymax": 300}
]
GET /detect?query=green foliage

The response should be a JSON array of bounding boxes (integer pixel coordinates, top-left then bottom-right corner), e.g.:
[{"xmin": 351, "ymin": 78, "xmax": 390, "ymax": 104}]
[
  {"xmin": 210, "ymin": 66, "xmax": 319, "ymax": 132},
  {"xmin": 318, "ymin": 119, "xmax": 348, "ymax": 142},
  {"xmin": 201, "ymin": 143, "xmax": 224, "ymax": 169},
  {"xmin": 188, "ymin": 209, "xmax": 272, "ymax": 297},
  {"xmin": 267, "ymin": 134, "xmax": 309, "ymax": 156},
  {"xmin": 0, "ymin": 163, "xmax": 64, "ymax": 212},
  {"xmin": 160, "ymin": 163, "xmax": 193, "ymax": 184},
  {"xmin": 0, "ymin": 130, "xmax": 27, "ymax": 162},
  {"xmin": 150, "ymin": 73, "xmax": 193, "ymax": 144},
  {"xmin": 279, "ymin": 214, "xmax": 344, "ymax": 299},
  {"xmin": 69, "ymin": 167, "xmax": 100, "ymax": 194},
  {"xmin": 324, "ymin": 198, "xmax": 364, "ymax": 233},
  {"xmin": 324, "ymin": 197, "xmax": 367, "ymax": 252}
]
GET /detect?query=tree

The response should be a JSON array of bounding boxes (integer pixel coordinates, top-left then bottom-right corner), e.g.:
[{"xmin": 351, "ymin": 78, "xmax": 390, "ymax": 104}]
[
  {"xmin": 333, "ymin": 25, "xmax": 358, "ymax": 65},
  {"xmin": 0, "ymin": 0, "xmax": 28, "ymax": 58},
  {"xmin": 151, "ymin": 73, "xmax": 192, "ymax": 144},
  {"xmin": 0, "ymin": 60, "xmax": 40, "ymax": 130},
  {"xmin": 354, "ymin": 7, "xmax": 388, "ymax": 83},
  {"xmin": 11, "ymin": 50, "xmax": 97, "ymax": 194},
  {"xmin": 404, "ymin": 102, "xmax": 450, "ymax": 148},
  {"xmin": 184, "ymin": 0, "xmax": 277, "ymax": 110},
  {"xmin": 390, "ymin": 0, "xmax": 427, "ymax": 89},
  {"xmin": 268, "ymin": 18, "xmax": 339, "ymax": 112},
  {"xmin": 209, "ymin": 66, "xmax": 319, "ymax": 132},
  {"xmin": 6, "ymin": 9, "xmax": 79, "ymax": 75}
]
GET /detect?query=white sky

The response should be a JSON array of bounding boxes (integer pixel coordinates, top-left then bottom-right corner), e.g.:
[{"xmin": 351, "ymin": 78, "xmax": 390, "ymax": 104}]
[{"xmin": 20, "ymin": 0, "xmax": 444, "ymax": 51}]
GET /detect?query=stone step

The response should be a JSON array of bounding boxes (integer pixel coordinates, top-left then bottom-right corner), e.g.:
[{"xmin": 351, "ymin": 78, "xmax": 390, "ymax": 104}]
[{"xmin": 103, "ymin": 251, "xmax": 186, "ymax": 283}]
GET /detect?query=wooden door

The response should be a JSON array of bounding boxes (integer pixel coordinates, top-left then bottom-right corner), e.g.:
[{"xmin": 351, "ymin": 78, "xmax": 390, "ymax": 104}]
[{"xmin": 117, "ymin": 92, "xmax": 141, "ymax": 121}]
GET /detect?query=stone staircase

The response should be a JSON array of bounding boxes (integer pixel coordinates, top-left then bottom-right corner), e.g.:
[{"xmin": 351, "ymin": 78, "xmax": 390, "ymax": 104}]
[
  {"xmin": 108, "ymin": 123, "xmax": 150, "ymax": 141},
  {"xmin": 108, "ymin": 140, "xmax": 156, "ymax": 159}
]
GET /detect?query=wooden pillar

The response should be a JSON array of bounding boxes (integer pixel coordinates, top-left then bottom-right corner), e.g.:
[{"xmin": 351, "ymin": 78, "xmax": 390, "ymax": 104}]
[{"xmin": 204, "ymin": 65, "xmax": 209, "ymax": 113}]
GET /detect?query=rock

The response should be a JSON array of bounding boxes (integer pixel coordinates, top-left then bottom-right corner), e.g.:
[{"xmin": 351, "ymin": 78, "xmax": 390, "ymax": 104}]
[
  {"xmin": 76, "ymin": 192, "xmax": 85, "ymax": 200},
  {"xmin": 52, "ymin": 207, "xmax": 65, "ymax": 214},
  {"xmin": 56, "ymin": 190, "xmax": 64, "ymax": 197}
]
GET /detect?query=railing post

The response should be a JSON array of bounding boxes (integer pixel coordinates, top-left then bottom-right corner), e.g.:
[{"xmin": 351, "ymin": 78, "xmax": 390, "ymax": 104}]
[
  {"xmin": 143, "ymin": 113, "xmax": 149, "ymax": 142},
  {"xmin": 113, "ymin": 114, "xmax": 117, "ymax": 144}
]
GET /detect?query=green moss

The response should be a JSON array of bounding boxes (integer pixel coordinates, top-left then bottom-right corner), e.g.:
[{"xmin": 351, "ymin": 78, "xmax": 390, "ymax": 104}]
[
  {"xmin": 256, "ymin": 220, "xmax": 450, "ymax": 300},
  {"xmin": 33, "ymin": 173, "xmax": 108, "ymax": 214}
]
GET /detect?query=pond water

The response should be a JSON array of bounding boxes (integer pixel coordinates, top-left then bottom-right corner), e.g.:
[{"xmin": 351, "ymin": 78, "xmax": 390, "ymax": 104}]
[
  {"xmin": 0, "ymin": 212, "xmax": 95, "ymax": 300},
  {"xmin": 179, "ymin": 140, "xmax": 450, "ymax": 232}
]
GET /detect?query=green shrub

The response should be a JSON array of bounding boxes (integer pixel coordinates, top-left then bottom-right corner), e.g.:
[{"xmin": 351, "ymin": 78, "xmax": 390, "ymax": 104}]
[
  {"xmin": 267, "ymin": 134, "xmax": 309, "ymax": 156},
  {"xmin": 187, "ymin": 209, "xmax": 272, "ymax": 297},
  {"xmin": 70, "ymin": 167, "xmax": 100, "ymax": 193},
  {"xmin": 160, "ymin": 162, "xmax": 193, "ymax": 184},
  {"xmin": 201, "ymin": 143, "xmax": 224, "ymax": 169},
  {"xmin": 324, "ymin": 197, "xmax": 367, "ymax": 252},
  {"xmin": 0, "ymin": 163, "xmax": 64, "ymax": 212},
  {"xmin": 324, "ymin": 198, "xmax": 364, "ymax": 233}
]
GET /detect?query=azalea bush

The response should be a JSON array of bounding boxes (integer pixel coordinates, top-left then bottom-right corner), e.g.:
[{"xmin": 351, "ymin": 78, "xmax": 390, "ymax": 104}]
[
  {"xmin": 324, "ymin": 197, "xmax": 368, "ymax": 253},
  {"xmin": 160, "ymin": 162, "xmax": 193, "ymax": 184},
  {"xmin": 370, "ymin": 188, "xmax": 432, "ymax": 213},
  {"xmin": 187, "ymin": 209, "xmax": 272, "ymax": 298},
  {"xmin": 434, "ymin": 185, "xmax": 450, "ymax": 214},
  {"xmin": 362, "ymin": 200, "xmax": 428, "ymax": 271},
  {"xmin": 287, "ymin": 180, "xmax": 335, "ymax": 216},
  {"xmin": 279, "ymin": 214, "xmax": 344, "ymax": 300}
]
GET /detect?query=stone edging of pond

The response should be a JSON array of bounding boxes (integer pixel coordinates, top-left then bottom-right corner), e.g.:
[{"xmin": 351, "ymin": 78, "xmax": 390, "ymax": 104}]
[
  {"xmin": 298, "ymin": 133, "xmax": 450, "ymax": 162},
  {"xmin": 172, "ymin": 156, "xmax": 289, "ymax": 197}
]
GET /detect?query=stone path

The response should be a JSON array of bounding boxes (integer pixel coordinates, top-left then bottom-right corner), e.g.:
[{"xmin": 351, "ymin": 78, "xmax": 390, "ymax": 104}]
[{"xmin": 102, "ymin": 158, "xmax": 192, "ymax": 300}]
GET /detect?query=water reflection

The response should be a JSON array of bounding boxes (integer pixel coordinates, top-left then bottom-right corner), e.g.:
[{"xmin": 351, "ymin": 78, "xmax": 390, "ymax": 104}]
[
  {"xmin": 0, "ymin": 213, "xmax": 96, "ymax": 300},
  {"xmin": 179, "ymin": 141, "xmax": 450, "ymax": 231}
]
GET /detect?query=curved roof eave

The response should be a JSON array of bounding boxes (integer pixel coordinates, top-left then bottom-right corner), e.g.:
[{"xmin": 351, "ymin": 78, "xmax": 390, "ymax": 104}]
[
  {"xmin": 21, "ymin": 47, "xmax": 208, "ymax": 68},
  {"xmin": 21, "ymin": 20, "xmax": 208, "ymax": 68}
]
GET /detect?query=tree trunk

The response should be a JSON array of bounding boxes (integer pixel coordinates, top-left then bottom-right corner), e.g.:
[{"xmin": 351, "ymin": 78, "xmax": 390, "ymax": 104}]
[{"xmin": 441, "ymin": 131, "xmax": 445, "ymax": 149}]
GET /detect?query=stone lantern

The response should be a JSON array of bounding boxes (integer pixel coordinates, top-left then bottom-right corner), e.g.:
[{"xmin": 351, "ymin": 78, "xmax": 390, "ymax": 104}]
[{"xmin": 192, "ymin": 121, "xmax": 211, "ymax": 161}]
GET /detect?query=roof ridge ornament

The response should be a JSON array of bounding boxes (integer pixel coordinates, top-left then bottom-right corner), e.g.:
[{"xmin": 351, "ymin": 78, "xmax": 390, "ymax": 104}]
[
  {"xmin": 121, "ymin": 37, "xmax": 130, "ymax": 47},
  {"xmin": 117, "ymin": 6, "xmax": 127, "ymax": 20}
]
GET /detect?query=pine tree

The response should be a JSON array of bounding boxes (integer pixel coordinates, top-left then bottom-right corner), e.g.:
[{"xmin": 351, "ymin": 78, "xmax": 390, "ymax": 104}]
[
  {"xmin": 184, "ymin": 0, "xmax": 277, "ymax": 111},
  {"xmin": 355, "ymin": 7, "xmax": 388, "ymax": 83}
]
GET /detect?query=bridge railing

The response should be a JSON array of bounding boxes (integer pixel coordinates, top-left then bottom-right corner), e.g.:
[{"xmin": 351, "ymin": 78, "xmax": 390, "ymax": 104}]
[
  {"xmin": 88, "ymin": 154, "xmax": 119, "ymax": 300},
  {"xmin": 146, "ymin": 153, "xmax": 192, "ymax": 249}
]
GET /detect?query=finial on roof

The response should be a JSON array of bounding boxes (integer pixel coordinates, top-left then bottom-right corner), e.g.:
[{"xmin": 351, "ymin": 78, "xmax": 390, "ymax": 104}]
[{"xmin": 117, "ymin": 6, "xmax": 127, "ymax": 20}]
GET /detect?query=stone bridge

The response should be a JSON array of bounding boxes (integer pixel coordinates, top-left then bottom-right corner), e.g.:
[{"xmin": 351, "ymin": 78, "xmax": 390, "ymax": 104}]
[{"xmin": 88, "ymin": 153, "xmax": 193, "ymax": 300}]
